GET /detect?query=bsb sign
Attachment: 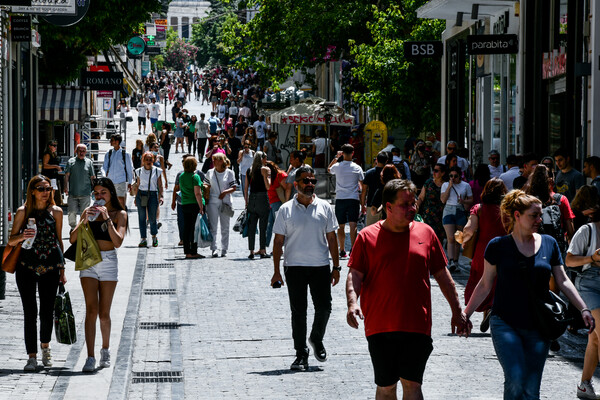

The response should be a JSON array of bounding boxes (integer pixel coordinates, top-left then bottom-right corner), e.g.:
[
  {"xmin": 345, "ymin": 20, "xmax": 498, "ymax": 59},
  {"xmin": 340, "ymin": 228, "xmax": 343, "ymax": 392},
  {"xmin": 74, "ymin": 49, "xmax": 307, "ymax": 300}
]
[
  {"xmin": 403, "ymin": 41, "xmax": 443, "ymax": 59},
  {"xmin": 467, "ymin": 34, "xmax": 518, "ymax": 55},
  {"xmin": 81, "ymin": 72, "xmax": 124, "ymax": 91}
]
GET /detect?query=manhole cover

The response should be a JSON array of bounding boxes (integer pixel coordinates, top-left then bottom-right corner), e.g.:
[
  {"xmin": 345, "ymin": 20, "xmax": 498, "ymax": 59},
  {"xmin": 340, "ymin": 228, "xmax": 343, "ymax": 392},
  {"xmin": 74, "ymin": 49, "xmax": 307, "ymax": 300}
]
[
  {"xmin": 132, "ymin": 371, "xmax": 183, "ymax": 383},
  {"xmin": 143, "ymin": 289, "xmax": 176, "ymax": 295},
  {"xmin": 147, "ymin": 263, "xmax": 175, "ymax": 269},
  {"xmin": 139, "ymin": 322, "xmax": 180, "ymax": 329}
]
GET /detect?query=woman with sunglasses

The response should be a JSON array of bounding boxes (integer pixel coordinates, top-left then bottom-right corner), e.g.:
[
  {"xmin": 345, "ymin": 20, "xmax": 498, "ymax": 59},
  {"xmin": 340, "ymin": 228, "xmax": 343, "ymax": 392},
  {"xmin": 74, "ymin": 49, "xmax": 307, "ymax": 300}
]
[
  {"xmin": 441, "ymin": 166, "xmax": 473, "ymax": 271},
  {"xmin": 41, "ymin": 141, "xmax": 63, "ymax": 205},
  {"xmin": 9, "ymin": 175, "xmax": 65, "ymax": 372},
  {"xmin": 245, "ymin": 151, "xmax": 271, "ymax": 259},
  {"xmin": 242, "ymin": 126, "xmax": 258, "ymax": 151},
  {"xmin": 417, "ymin": 163, "xmax": 447, "ymax": 243},
  {"xmin": 69, "ymin": 178, "xmax": 127, "ymax": 372}
]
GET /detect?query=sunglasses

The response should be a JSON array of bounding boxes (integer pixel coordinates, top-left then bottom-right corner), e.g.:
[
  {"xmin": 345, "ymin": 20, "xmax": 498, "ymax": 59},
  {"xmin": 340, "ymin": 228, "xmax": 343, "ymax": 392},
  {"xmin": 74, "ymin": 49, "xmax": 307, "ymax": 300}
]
[
  {"xmin": 35, "ymin": 186, "xmax": 52, "ymax": 192},
  {"xmin": 433, "ymin": 169, "xmax": 442, "ymax": 173},
  {"xmin": 302, "ymin": 178, "xmax": 317, "ymax": 185},
  {"xmin": 449, "ymin": 174, "xmax": 460, "ymax": 178}
]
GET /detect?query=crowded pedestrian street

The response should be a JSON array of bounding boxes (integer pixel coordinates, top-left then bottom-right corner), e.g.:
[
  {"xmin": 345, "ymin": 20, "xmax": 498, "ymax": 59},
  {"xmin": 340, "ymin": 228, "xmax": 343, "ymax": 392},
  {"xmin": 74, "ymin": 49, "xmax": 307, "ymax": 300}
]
[{"xmin": 0, "ymin": 98, "xmax": 594, "ymax": 399}]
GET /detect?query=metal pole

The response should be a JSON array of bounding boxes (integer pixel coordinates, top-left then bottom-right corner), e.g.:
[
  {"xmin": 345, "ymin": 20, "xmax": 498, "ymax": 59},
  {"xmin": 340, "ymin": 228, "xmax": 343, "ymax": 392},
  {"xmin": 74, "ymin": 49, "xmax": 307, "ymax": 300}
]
[{"xmin": 325, "ymin": 113, "xmax": 331, "ymax": 201}]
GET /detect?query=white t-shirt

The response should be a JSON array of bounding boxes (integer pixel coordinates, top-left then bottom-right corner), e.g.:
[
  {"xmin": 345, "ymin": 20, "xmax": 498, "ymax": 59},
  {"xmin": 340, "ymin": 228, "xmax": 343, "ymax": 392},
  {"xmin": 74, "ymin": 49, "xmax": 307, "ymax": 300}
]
[
  {"xmin": 229, "ymin": 105, "xmax": 239, "ymax": 116},
  {"xmin": 441, "ymin": 181, "xmax": 472, "ymax": 206},
  {"xmin": 499, "ymin": 166, "xmax": 521, "ymax": 191},
  {"xmin": 273, "ymin": 195, "xmax": 339, "ymax": 267},
  {"xmin": 253, "ymin": 120, "xmax": 267, "ymax": 139},
  {"xmin": 218, "ymin": 104, "xmax": 228, "ymax": 119},
  {"xmin": 148, "ymin": 103, "xmax": 161, "ymax": 119},
  {"xmin": 136, "ymin": 103, "xmax": 148, "ymax": 117},
  {"xmin": 329, "ymin": 161, "xmax": 365, "ymax": 201},
  {"xmin": 312, "ymin": 138, "xmax": 330, "ymax": 155},
  {"xmin": 567, "ymin": 223, "xmax": 599, "ymax": 272},
  {"xmin": 136, "ymin": 167, "xmax": 162, "ymax": 191},
  {"xmin": 205, "ymin": 168, "xmax": 236, "ymax": 205}
]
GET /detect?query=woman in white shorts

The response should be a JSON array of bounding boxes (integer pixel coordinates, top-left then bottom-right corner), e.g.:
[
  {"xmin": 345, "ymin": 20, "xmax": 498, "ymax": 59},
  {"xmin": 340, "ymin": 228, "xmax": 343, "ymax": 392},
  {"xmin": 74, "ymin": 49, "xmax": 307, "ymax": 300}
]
[{"xmin": 69, "ymin": 178, "xmax": 128, "ymax": 373}]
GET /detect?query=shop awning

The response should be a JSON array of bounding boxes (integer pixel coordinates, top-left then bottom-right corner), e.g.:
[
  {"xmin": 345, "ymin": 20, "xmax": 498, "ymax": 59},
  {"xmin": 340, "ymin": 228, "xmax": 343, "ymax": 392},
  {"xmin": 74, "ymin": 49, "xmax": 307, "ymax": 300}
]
[
  {"xmin": 38, "ymin": 86, "xmax": 88, "ymax": 123},
  {"xmin": 417, "ymin": 0, "xmax": 515, "ymax": 21},
  {"xmin": 271, "ymin": 97, "xmax": 354, "ymax": 127}
]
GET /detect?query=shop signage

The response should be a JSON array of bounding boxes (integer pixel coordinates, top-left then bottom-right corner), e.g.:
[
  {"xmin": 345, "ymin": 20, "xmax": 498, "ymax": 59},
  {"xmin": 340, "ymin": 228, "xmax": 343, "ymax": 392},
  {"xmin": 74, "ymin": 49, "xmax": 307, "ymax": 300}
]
[
  {"xmin": 279, "ymin": 114, "xmax": 354, "ymax": 126},
  {"xmin": 145, "ymin": 46, "xmax": 161, "ymax": 55},
  {"xmin": 43, "ymin": 0, "xmax": 89, "ymax": 27},
  {"xmin": 127, "ymin": 36, "xmax": 146, "ymax": 56},
  {"xmin": 12, "ymin": 0, "xmax": 76, "ymax": 15},
  {"xmin": 81, "ymin": 72, "xmax": 124, "ymax": 90},
  {"xmin": 96, "ymin": 90, "xmax": 113, "ymax": 98},
  {"xmin": 467, "ymin": 34, "xmax": 518, "ymax": 55},
  {"xmin": 1, "ymin": 0, "xmax": 31, "ymax": 5},
  {"xmin": 403, "ymin": 41, "xmax": 443, "ymax": 59},
  {"xmin": 11, "ymin": 16, "xmax": 31, "ymax": 42},
  {"xmin": 542, "ymin": 49, "xmax": 567, "ymax": 79}
]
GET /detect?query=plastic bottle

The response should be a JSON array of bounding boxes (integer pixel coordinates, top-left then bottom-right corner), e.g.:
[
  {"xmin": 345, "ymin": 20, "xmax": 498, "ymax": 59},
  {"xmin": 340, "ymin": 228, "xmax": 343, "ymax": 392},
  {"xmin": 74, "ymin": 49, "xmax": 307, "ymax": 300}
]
[
  {"xmin": 21, "ymin": 218, "xmax": 37, "ymax": 249},
  {"xmin": 87, "ymin": 199, "xmax": 106, "ymax": 222}
]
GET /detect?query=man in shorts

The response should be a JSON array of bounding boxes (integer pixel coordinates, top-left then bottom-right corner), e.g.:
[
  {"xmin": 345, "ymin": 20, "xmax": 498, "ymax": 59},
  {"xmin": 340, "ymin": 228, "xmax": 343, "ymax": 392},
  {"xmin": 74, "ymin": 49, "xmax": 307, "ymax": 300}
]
[
  {"xmin": 148, "ymin": 97, "xmax": 161, "ymax": 132},
  {"xmin": 136, "ymin": 97, "xmax": 149, "ymax": 135},
  {"xmin": 346, "ymin": 179, "xmax": 468, "ymax": 399},
  {"xmin": 328, "ymin": 144, "xmax": 365, "ymax": 258},
  {"xmin": 101, "ymin": 134, "xmax": 134, "ymax": 208}
]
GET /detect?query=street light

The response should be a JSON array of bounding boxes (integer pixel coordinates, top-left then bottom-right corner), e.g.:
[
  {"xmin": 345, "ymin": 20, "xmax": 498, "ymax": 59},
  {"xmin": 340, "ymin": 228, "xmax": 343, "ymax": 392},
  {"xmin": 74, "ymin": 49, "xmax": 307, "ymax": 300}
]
[{"xmin": 314, "ymin": 101, "xmax": 345, "ymax": 201}]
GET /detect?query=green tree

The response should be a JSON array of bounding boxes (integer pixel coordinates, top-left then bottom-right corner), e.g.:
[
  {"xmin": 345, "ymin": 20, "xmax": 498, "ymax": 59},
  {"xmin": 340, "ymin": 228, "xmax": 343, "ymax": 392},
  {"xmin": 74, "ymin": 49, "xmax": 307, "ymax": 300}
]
[
  {"xmin": 190, "ymin": 0, "xmax": 237, "ymax": 67},
  {"xmin": 351, "ymin": 4, "xmax": 444, "ymax": 133},
  {"xmin": 164, "ymin": 38, "xmax": 199, "ymax": 71},
  {"xmin": 38, "ymin": 0, "xmax": 162, "ymax": 83}
]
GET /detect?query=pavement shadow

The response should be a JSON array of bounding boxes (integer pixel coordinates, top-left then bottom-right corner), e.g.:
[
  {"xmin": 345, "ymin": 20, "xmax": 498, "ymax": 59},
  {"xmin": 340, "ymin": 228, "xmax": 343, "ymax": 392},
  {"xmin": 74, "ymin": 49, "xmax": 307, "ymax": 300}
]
[
  {"xmin": 446, "ymin": 332, "xmax": 490, "ymax": 338},
  {"xmin": 45, "ymin": 368, "xmax": 101, "ymax": 376},
  {"xmin": 0, "ymin": 368, "xmax": 36, "ymax": 375},
  {"xmin": 248, "ymin": 366, "xmax": 323, "ymax": 376}
]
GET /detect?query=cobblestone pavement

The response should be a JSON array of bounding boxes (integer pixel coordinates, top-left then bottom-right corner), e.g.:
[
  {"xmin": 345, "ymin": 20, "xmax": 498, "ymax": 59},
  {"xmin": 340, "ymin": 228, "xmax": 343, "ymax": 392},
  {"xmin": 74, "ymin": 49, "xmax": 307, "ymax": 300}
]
[{"xmin": 0, "ymin": 97, "xmax": 596, "ymax": 399}]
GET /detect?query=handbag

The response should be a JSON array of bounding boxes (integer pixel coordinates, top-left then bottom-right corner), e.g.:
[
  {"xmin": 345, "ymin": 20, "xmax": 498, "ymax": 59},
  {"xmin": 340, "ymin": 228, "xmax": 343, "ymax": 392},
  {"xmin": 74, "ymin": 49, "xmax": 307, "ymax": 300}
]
[
  {"xmin": 461, "ymin": 206, "xmax": 480, "ymax": 259},
  {"xmin": 214, "ymin": 170, "xmax": 235, "ymax": 218},
  {"xmin": 2, "ymin": 243, "xmax": 22, "ymax": 274},
  {"xmin": 75, "ymin": 223, "xmax": 103, "ymax": 271},
  {"xmin": 233, "ymin": 210, "xmax": 247, "ymax": 232},
  {"xmin": 520, "ymin": 261, "xmax": 573, "ymax": 340},
  {"xmin": 54, "ymin": 283, "xmax": 77, "ymax": 345}
]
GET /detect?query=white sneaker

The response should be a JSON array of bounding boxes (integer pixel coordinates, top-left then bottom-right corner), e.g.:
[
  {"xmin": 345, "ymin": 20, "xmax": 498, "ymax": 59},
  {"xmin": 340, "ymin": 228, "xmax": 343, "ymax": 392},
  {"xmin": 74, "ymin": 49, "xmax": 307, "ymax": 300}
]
[
  {"xmin": 82, "ymin": 357, "xmax": 96, "ymax": 373},
  {"xmin": 212, "ymin": 249, "xmax": 219, "ymax": 258},
  {"xmin": 578, "ymin": 380, "xmax": 599, "ymax": 399},
  {"xmin": 41, "ymin": 346, "xmax": 52, "ymax": 367},
  {"xmin": 24, "ymin": 357, "xmax": 37, "ymax": 372},
  {"xmin": 99, "ymin": 348, "xmax": 110, "ymax": 368}
]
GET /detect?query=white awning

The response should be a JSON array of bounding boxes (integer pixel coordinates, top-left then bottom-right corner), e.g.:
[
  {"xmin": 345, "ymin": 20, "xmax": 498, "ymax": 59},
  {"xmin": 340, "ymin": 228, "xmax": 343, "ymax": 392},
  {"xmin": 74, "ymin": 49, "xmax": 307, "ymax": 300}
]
[
  {"xmin": 270, "ymin": 97, "xmax": 354, "ymax": 127},
  {"xmin": 38, "ymin": 86, "xmax": 88, "ymax": 123},
  {"xmin": 417, "ymin": 0, "xmax": 515, "ymax": 21}
]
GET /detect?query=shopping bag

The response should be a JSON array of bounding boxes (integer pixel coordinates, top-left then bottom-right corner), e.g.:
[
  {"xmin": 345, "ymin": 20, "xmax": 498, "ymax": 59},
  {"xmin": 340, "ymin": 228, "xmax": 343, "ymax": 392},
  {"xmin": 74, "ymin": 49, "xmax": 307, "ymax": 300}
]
[
  {"xmin": 54, "ymin": 283, "xmax": 77, "ymax": 345},
  {"xmin": 75, "ymin": 223, "xmax": 103, "ymax": 271},
  {"xmin": 233, "ymin": 210, "xmax": 247, "ymax": 232},
  {"xmin": 194, "ymin": 213, "xmax": 213, "ymax": 248}
]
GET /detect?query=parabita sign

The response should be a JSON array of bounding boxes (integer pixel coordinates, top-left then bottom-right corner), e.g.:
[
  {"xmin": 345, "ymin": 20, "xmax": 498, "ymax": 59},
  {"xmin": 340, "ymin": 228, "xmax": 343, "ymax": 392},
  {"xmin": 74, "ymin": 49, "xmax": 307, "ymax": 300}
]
[
  {"xmin": 467, "ymin": 34, "xmax": 518, "ymax": 55},
  {"xmin": 81, "ymin": 72, "xmax": 124, "ymax": 91}
]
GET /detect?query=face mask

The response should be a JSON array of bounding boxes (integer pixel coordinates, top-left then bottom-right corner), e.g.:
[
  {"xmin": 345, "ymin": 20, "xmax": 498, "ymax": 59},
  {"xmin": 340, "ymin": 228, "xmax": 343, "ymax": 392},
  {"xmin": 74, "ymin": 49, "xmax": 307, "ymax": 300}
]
[{"xmin": 152, "ymin": 151, "xmax": 158, "ymax": 156}]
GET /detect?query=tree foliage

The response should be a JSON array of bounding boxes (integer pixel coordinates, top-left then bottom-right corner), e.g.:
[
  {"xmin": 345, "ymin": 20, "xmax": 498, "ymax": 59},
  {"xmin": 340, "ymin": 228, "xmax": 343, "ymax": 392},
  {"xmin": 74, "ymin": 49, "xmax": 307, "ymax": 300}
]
[
  {"xmin": 351, "ymin": 3, "xmax": 444, "ymax": 133},
  {"xmin": 165, "ymin": 37, "xmax": 199, "ymax": 71},
  {"xmin": 190, "ymin": 0, "xmax": 237, "ymax": 67},
  {"xmin": 38, "ymin": 0, "xmax": 162, "ymax": 83}
]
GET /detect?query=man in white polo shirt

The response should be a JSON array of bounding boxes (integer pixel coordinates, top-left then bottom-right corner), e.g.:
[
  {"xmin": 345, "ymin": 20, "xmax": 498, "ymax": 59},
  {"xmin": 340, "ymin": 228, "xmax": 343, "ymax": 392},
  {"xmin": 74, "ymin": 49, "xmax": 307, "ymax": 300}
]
[
  {"xmin": 271, "ymin": 165, "xmax": 340, "ymax": 371},
  {"xmin": 328, "ymin": 144, "xmax": 365, "ymax": 258}
]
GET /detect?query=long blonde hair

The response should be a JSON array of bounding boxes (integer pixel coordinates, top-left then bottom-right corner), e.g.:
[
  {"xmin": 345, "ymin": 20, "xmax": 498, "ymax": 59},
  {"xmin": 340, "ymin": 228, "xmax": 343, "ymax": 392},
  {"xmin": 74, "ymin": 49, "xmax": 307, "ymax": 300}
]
[{"xmin": 500, "ymin": 189, "xmax": 542, "ymax": 233}]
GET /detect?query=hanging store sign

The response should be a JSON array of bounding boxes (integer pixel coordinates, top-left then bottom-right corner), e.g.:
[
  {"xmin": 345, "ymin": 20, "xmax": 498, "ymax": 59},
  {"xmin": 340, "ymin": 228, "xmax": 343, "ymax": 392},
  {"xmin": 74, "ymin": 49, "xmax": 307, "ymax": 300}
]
[
  {"xmin": 127, "ymin": 36, "xmax": 146, "ymax": 56},
  {"xmin": 12, "ymin": 0, "xmax": 76, "ymax": 15},
  {"xmin": 0, "ymin": 0, "xmax": 31, "ymax": 5},
  {"xmin": 467, "ymin": 34, "xmax": 518, "ymax": 55},
  {"xmin": 145, "ymin": 46, "xmax": 161, "ymax": 55},
  {"xmin": 81, "ymin": 72, "xmax": 124, "ymax": 91},
  {"xmin": 11, "ymin": 16, "xmax": 31, "ymax": 42},
  {"xmin": 403, "ymin": 41, "xmax": 443, "ymax": 59},
  {"xmin": 542, "ymin": 49, "xmax": 567, "ymax": 79}
]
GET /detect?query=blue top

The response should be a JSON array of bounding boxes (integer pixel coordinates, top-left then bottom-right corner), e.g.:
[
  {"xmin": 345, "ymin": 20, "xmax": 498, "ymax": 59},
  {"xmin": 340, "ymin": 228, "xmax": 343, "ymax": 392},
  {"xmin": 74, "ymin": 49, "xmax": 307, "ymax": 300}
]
[{"xmin": 485, "ymin": 234, "xmax": 563, "ymax": 330}]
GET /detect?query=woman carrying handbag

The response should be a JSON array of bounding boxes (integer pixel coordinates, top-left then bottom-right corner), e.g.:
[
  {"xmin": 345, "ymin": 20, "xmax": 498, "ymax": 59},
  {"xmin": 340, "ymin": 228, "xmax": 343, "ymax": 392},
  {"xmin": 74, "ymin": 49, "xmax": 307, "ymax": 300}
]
[{"xmin": 8, "ymin": 175, "xmax": 66, "ymax": 372}]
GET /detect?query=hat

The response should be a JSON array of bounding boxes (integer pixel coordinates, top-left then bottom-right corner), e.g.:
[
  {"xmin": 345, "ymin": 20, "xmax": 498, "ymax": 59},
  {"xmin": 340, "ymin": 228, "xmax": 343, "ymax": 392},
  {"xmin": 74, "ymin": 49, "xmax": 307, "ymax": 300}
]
[
  {"xmin": 488, "ymin": 149, "xmax": 500, "ymax": 156},
  {"xmin": 425, "ymin": 141, "xmax": 433, "ymax": 146}
]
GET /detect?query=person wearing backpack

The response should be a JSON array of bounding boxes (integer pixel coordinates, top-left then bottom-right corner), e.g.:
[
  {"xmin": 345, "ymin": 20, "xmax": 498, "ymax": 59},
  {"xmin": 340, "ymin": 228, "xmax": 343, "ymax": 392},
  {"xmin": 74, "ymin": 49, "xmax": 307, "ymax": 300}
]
[{"xmin": 102, "ymin": 134, "xmax": 134, "ymax": 208}]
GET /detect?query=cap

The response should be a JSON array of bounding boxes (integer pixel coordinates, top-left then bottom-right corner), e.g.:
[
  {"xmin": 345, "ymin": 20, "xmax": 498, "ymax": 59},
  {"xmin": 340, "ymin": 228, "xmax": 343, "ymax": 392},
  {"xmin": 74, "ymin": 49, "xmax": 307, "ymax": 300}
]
[
  {"xmin": 488, "ymin": 150, "xmax": 500, "ymax": 156},
  {"xmin": 425, "ymin": 141, "xmax": 433, "ymax": 146}
]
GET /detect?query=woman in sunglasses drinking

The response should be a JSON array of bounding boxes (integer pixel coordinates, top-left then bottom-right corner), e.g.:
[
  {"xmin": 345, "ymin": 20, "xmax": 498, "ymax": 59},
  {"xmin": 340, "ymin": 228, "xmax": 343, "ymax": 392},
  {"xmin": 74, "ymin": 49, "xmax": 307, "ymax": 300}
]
[{"xmin": 8, "ymin": 175, "xmax": 65, "ymax": 372}]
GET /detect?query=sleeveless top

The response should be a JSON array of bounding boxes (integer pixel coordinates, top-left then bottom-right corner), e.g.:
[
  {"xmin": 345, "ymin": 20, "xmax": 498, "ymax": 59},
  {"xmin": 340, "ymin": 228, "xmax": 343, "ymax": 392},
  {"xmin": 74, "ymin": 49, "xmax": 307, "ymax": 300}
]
[
  {"xmin": 247, "ymin": 168, "xmax": 267, "ymax": 193},
  {"xmin": 89, "ymin": 219, "xmax": 118, "ymax": 242},
  {"xmin": 20, "ymin": 209, "xmax": 64, "ymax": 275},
  {"xmin": 42, "ymin": 151, "xmax": 60, "ymax": 179}
]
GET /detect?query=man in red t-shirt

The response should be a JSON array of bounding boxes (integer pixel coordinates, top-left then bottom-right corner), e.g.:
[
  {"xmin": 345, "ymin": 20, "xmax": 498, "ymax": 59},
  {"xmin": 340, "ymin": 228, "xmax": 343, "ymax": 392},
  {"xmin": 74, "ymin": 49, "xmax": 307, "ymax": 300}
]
[{"xmin": 346, "ymin": 179, "xmax": 469, "ymax": 399}]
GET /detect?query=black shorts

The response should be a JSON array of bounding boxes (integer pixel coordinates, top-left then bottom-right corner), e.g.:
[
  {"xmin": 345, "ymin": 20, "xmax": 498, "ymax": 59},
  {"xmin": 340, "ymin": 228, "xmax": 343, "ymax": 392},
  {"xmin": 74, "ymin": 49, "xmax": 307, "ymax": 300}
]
[
  {"xmin": 367, "ymin": 331, "xmax": 433, "ymax": 387},
  {"xmin": 335, "ymin": 199, "xmax": 360, "ymax": 224},
  {"xmin": 138, "ymin": 116, "xmax": 146, "ymax": 125}
]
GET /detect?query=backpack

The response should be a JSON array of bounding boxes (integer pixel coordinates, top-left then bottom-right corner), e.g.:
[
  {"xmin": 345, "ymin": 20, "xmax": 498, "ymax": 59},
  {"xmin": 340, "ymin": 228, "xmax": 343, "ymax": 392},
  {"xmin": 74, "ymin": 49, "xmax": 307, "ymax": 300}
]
[
  {"xmin": 106, "ymin": 149, "xmax": 129, "ymax": 182},
  {"xmin": 539, "ymin": 193, "xmax": 567, "ymax": 253}
]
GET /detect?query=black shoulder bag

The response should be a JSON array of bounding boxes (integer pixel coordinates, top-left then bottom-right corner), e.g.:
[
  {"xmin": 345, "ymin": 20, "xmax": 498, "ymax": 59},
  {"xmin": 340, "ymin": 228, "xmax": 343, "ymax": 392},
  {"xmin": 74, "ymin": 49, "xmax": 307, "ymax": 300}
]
[{"xmin": 520, "ymin": 261, "xmax": 572, "ymax": 340}]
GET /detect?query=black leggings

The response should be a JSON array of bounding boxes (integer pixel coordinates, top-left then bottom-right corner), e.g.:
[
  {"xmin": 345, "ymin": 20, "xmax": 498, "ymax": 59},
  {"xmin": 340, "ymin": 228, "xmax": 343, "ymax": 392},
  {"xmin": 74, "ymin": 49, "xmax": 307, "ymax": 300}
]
[
  {"xmin": 186, "ymin": 133, "xmax": 196, "ymax": 155},
  {"xmin": 182, "ymin": 203, "xmax": 200, "ymax": 255},
  {"xmin": 16, "ymin": 266, "xmax": 60, "ymax": 354}
]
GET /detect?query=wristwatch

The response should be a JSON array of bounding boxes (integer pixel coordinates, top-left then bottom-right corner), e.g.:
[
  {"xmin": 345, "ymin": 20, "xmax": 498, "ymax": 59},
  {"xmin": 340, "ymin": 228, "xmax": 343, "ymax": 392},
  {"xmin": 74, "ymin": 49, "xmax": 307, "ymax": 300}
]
[{"xmin": 332, "ymin": 266, "xmax": 342, "ymax": 272}]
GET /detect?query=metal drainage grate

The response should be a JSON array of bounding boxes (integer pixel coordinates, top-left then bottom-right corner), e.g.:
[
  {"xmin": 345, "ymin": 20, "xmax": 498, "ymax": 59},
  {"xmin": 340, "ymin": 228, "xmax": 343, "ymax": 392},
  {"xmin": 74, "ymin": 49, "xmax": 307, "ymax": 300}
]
[
  {"xmin": 147, "ymin": 263, "xmax": 175, "ymax": 269},
  {"xmin": 132, "ymin": 371, "xmax": 183, "ymax": 383},
  {"xmin": 139, "ymin": 322, "xmax": 180, "ymax": 330},
  {"xmin": 143, "ymin": 289, "xmax": 176, "ymax": 295}
]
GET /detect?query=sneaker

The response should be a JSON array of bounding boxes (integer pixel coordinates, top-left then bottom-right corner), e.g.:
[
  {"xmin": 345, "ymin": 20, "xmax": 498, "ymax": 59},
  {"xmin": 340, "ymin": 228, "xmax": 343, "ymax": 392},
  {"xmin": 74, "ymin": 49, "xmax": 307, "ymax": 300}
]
[
  {"xmin": 139, "ymin": 239, "xmax": 148, "ymax": 248},
  {"xmin": 152, "ymin": 237, "xmax": 158, "ymax": 247},
  {"xmin": 308, "ymin": 338, "xmax": 327, "ymax": 362},
  {"xmin": 212, "ymin": 250, "xmax": 219, "ymax": 258},
  {"xmin": 448, "ymin": 260, "xmax": 457, "ymax": 273},
  {"xmin": 339, "ymin": 250, "xmax": 347, "ymax": 258},
  {"xmin": 480, "ymin": 310, "xmax": 491, "ymax": 333},
  {"xmin": 41, "ymin": 346, "xmax": 52, "ymax": 367},
  {"xmin": 221, "ymin": 250, "xmax": 227, "ymax": 257},
  {"xmin": 290, "ymin": 352, "xmax": 309, "ymax": 371},
  {"xmin": 24, "ymin": 357, "xmax": 37, "ymax": 372},
  {"xmin": 82, "ymin": 357, "xmax": 96, "ymax": 373},
  {"xmin": 99, "ymin": 348, "xmax": 110, "ymax": 368},
  {"xmin": 578, "ymin": 380, "xmax": 598, "ymax": 399}
]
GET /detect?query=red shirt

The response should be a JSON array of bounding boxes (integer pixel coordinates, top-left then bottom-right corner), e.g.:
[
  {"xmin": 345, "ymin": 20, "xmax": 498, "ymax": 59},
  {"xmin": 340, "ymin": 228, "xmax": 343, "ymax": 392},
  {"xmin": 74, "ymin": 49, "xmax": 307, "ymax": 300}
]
[
  {"xmin": 220, "ymin": 90, "xmax": 231, "ymax": 101},
  {"xmin": 267, "ymin": 171, "xmax": 287, "ymax": 204},
  {"xmin": 349, "ymin": 221, "xmax": 447, "ymax": 337}
]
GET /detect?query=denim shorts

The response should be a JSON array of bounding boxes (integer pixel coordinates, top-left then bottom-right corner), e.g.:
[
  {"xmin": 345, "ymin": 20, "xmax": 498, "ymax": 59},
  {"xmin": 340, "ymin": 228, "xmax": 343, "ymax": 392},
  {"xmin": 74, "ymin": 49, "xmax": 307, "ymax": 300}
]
[
  {"xmin": 575, "ymin": 267, "xmax": 600, "ymax": 310},
  {"xmin": 442, "ymin": 204, "xmax": 467, "ymax": 226},
  {"xmin": 79, "ymin": 250, "xmax": 119, "ymax": 282}
]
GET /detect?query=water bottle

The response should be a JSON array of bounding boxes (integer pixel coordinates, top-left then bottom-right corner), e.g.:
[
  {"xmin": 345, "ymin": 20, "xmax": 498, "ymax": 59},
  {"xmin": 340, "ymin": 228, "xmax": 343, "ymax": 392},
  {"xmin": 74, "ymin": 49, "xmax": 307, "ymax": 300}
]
[
  {"xmin": 87, "ymin": 199, "xmax": 106, "ymax": 222},
  {"xmin": 21, "ymin": 218, "xmax": 37, "ymax": 249}
]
